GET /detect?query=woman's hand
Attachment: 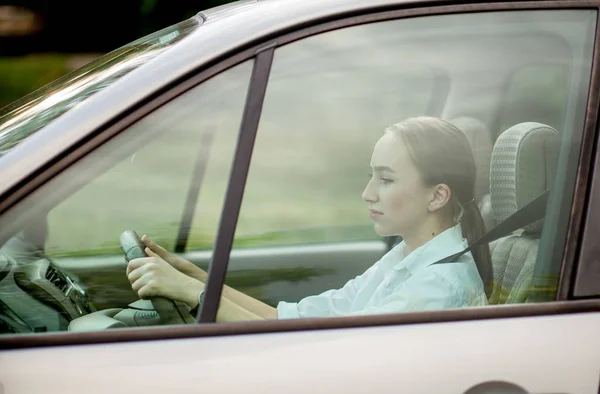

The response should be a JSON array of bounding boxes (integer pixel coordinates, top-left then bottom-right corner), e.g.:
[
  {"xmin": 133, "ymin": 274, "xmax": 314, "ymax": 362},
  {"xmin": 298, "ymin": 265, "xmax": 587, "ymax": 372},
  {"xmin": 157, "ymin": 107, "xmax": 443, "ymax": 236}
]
[
  {"xmin": 140, "ymin": 235, "xmax": 207, "ymax": 282},
  {"xmin": 126, "ymin": 248, "xmax": 204, "ymax": 308}
]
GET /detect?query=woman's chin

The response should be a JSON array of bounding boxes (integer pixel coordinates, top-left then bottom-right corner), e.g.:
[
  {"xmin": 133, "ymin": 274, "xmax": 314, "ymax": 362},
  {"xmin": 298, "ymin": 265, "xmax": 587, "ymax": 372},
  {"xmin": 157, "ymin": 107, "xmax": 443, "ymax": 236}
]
[{"xmin": 373, "ymin": 223, "xmax": 393, "ymax": 237}]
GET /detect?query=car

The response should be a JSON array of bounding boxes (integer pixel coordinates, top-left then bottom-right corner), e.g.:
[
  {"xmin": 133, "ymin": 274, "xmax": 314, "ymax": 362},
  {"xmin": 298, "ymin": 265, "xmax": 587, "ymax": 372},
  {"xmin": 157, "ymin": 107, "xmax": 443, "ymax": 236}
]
[{"xmin": 1, "ymin": 0, "xmax": 600, "ymax": 392}]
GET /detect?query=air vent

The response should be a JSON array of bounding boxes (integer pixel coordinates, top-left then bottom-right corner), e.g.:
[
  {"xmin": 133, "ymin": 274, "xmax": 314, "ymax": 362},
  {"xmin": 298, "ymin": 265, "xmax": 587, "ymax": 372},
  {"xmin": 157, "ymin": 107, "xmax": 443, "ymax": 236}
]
[{"xmin": 45, "ymin": 266, "xmax": 69, "ymax": 293}]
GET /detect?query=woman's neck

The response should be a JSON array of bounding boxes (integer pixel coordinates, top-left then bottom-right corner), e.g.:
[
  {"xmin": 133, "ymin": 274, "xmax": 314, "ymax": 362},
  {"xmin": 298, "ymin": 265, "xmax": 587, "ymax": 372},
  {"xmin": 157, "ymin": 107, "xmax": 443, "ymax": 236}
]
[{"xmin": 401, "ymin": 216, "xmax": 455, "ymax": 254}]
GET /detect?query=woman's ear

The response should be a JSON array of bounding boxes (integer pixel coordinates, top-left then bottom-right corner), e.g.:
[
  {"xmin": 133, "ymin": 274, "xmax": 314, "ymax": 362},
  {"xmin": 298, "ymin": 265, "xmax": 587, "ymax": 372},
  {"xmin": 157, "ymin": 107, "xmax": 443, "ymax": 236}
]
[{"xmin": 428, "ymin": 184, "xmax": 451, "ymax": 212}]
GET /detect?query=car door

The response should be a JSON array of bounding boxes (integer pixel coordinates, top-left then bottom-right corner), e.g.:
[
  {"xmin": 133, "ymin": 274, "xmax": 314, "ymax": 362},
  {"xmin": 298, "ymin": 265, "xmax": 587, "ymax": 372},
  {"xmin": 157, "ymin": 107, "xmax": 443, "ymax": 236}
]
[
  {"xmin": 2, "ymin": 1, "xmax": 600, "ymax": 394},
  {"xmin": 0, "ymin": 59, "xmax": 254, "ymax": 311}
]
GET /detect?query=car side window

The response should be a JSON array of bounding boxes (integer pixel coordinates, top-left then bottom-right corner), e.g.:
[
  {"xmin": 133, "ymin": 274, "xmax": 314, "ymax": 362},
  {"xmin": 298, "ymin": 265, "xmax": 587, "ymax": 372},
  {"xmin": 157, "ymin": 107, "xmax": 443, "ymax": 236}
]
[
  {"xmin": 0, "ymin": 60, "xmax": 252, "ymax": 334},
  {"xmin": 233, "ymin": 68, "xmax": 445, "ymax": 250},
  {"xmin": 222, "ymin": 10, "xmax": 594, "ymax": 318},
  {"xmin": 496, "ymin": 65, "xmax": 570, "ymax": 138}
]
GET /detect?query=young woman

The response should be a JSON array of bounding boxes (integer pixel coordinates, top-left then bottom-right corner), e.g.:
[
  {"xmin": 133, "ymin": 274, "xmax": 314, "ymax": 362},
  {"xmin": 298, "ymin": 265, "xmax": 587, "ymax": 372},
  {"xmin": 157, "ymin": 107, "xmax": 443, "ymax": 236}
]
[{"xmin": 126, "ymin": 116, "xmax": 491, "ymax": 321}]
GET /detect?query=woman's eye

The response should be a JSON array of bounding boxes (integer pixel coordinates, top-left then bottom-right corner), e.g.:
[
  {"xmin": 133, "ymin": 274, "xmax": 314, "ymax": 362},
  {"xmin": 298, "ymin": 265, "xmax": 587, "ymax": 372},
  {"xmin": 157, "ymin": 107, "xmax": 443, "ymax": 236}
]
[{"xmin": 381, "ymin": 178, "xmax": 393, "ymax": 184}]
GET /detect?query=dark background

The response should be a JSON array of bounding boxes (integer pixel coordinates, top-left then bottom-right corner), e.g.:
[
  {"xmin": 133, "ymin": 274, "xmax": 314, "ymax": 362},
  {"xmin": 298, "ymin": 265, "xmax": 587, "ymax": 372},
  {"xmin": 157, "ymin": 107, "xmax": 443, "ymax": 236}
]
[{"xmin": 0, "ymin": 0, "xmax": 236, "ymax": 109}]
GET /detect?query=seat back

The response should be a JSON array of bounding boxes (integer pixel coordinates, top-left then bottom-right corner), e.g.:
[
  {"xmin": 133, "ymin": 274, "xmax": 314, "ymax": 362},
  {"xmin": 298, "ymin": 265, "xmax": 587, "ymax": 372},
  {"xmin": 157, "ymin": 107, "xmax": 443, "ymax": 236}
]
[{"xmin": 487, "ymin": 122, "xmax": 558, "ymax": 304}]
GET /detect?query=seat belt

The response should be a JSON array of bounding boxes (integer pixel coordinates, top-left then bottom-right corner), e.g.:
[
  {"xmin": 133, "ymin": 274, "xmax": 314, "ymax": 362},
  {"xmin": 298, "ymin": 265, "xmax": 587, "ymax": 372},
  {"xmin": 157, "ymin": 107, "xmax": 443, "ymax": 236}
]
[{"xmin": 432, "ymin": 189, "xmax": 549, "ymax": 265}]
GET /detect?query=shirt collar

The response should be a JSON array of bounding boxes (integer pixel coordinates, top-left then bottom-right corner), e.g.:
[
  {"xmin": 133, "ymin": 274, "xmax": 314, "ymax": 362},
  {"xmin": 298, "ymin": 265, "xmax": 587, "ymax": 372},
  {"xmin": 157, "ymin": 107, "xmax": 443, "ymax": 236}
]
[{"xmin": 391, "ymin": 224, "xmax": 468, "ymax": 273}]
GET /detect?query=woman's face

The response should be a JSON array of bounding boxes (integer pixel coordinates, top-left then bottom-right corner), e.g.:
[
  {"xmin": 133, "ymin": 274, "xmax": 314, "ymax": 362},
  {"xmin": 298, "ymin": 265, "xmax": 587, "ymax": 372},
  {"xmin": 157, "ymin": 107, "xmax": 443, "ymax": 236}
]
[{"xmin": 362, "ymin": 132, "xmax": 433, "ymax": 237}]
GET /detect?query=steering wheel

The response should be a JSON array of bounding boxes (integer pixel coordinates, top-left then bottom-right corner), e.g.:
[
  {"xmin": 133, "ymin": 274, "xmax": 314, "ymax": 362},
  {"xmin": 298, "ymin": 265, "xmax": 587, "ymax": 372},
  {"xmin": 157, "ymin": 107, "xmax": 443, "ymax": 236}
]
[{"xmin": 119, "ymin": 230, "xmax": 195, "ymax": 325}]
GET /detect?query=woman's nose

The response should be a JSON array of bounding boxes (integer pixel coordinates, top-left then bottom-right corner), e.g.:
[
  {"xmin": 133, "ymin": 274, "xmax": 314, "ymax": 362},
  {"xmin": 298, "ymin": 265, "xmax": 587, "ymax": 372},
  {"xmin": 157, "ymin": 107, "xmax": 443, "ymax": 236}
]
[{"xmin": 362, "ymin": 181, "xmax": 378, "ymax": 203}]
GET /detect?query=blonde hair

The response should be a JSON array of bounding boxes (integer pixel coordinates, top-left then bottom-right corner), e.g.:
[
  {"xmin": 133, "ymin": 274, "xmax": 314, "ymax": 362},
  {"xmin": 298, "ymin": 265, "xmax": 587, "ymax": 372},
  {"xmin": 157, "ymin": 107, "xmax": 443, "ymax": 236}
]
[{"xmin": 386, "ymin": 116, "xmax": 492, "ymax": 296}]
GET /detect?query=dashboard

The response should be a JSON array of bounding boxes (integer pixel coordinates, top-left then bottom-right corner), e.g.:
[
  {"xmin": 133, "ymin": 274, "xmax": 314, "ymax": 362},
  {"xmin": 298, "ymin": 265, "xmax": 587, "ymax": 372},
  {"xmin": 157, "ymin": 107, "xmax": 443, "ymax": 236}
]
[{"xmin": 0, "ymin": 234, "xmax": 96, "ymax": 334}]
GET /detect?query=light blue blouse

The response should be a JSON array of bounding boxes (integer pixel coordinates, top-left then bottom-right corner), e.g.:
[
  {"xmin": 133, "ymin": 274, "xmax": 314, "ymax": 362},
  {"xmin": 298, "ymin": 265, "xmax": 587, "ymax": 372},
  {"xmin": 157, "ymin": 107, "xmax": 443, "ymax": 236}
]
[{"xmin": 277, "ymin": 224, "xmax": 488, "ymax": 319}]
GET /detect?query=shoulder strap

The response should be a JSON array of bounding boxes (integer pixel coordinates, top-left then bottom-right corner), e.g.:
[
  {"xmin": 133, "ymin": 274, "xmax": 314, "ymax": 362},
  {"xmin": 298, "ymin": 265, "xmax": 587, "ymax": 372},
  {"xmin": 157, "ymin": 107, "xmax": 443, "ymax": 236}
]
[{"xmin": 432, "ymin": 189, "xmax": 549, "ymax": 265}]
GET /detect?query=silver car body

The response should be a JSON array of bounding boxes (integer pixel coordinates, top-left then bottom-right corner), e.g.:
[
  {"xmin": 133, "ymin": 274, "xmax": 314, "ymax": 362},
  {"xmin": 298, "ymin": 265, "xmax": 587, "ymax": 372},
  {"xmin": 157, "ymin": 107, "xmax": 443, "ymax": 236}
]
[{"xmin": 2, "ymin": 0, "xmax": 600, "ymax": 393}]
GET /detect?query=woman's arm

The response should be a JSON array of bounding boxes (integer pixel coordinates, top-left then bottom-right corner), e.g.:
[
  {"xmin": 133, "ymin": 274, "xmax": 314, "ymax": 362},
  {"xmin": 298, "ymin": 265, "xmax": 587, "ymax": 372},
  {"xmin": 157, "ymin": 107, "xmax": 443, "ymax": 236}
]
[
  {"xmin": 218, "ymin": 280, "xmax": 278, "ymax": 320},
  {"xmin": 128, "ymin": 236, "xmax": 277, "ymax": 321},
  {"xmin": 216, "ymin": 296, "xmax": 265, "ymax": 322}
]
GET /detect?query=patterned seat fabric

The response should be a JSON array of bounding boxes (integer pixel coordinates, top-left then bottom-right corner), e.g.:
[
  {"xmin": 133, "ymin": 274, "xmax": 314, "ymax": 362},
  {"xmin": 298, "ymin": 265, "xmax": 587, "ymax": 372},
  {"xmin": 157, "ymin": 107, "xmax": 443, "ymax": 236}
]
[
  {"xmin": 487, "ymin": 122, "xmax": 559, "ymax": 305},
  {"xmin": 488, "ymin": 237, "xmax": 538, "ymax": 304}
]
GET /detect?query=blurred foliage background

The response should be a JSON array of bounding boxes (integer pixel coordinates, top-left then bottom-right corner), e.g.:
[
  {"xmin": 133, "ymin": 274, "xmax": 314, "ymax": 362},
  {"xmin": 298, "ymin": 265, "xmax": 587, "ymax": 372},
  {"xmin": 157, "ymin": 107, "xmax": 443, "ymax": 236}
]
[{"xmin": 0, "ymin": 0, "xmax": 236, "ymax": 110}]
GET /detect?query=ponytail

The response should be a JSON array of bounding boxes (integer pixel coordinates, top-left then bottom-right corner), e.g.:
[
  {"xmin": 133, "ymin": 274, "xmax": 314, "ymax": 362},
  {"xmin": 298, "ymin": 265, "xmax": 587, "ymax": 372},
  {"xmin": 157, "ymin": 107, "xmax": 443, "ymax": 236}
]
[{"xmin": 460, "ymin": 200, "xmax": 492, "ymax": 298}]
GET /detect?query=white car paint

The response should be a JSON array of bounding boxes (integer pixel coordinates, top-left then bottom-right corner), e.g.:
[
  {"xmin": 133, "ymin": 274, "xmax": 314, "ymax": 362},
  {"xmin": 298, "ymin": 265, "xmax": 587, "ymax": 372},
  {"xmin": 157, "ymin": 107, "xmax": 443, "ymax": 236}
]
[{"xmin": 2, "ymin": 311, "xmax": 599, "ymax": 394}]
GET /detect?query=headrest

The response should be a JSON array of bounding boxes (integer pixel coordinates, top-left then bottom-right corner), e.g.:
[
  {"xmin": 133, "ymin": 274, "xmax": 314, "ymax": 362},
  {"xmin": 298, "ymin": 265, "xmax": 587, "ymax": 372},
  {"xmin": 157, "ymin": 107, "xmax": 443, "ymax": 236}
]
[
  {"xmin": 490, "ymin": 122, "xmax": 559, "ymax": 232},
  {"xmin": 450, "ymin": 117, "xmax": 493, "ymax": 199}
]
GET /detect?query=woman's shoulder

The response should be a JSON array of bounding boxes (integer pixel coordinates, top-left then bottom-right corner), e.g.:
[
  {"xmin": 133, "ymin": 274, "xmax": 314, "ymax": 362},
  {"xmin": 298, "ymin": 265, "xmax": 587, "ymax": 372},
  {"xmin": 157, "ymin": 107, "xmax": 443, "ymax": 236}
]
[
  {"xmin": 424, "ymin": 254, "xmax": 486, "ymax": 299},
  {"xmin": 396, "ymin": 261, "xmax": 487, "ymax": 308},
  {"xmin": 426, "ymin": 252, "xmax": 481, "ymax": 281}
]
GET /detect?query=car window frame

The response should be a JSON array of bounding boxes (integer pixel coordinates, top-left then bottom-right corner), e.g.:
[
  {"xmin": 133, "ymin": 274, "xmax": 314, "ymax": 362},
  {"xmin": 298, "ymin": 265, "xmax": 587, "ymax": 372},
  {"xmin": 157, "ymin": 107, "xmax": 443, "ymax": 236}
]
[
  {"xmin": 199, "ymin": 2, "xmax": 600, "ymax": 321},
  {"xmin": 0, "ymin": 0, "xmax": 599, "ymax": 349}
]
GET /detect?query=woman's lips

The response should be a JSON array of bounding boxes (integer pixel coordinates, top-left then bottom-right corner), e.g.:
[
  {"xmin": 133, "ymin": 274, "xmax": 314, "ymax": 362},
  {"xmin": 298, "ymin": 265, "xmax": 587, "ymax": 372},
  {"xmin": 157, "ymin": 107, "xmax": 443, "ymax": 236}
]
[{"xmin": 369, "ymin": 209, "xmax": 383, "ymax": 220}]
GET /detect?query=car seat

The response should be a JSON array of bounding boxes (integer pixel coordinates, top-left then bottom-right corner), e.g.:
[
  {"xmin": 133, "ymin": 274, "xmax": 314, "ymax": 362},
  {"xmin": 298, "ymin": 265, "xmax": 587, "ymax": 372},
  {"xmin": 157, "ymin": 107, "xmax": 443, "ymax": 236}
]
[{"xmin": 487, "ymin": 122, "xmax": 559, "ymax": 304}]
